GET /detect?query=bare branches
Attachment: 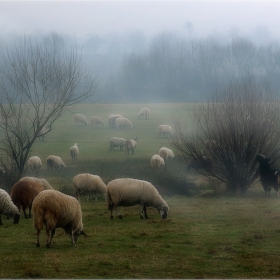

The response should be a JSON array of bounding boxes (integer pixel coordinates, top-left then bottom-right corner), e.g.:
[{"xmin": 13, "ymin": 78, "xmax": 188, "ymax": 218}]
[
  {"xmin": 0, "ymin": 34, "xmax": 97, "ymax": 186},
  {"xmin": 172, "ymin": 78, "xmax": 280, "ymax": 194}
]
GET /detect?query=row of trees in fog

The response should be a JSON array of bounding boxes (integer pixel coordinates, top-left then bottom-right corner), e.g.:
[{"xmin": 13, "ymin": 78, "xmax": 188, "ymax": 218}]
[
  {"xmin": 2, "ymin": 31, "xmax": 280, "ymax": 103},
  {"xmin": 98, "ymin": 32, "xmax": 280, "ymax": 102}
]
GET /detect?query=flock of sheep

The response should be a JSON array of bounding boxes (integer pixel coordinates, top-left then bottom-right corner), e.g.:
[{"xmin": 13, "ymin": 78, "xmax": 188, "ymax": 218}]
[
  {"xmin": 0, "ymin": 106, "xmax": 172, "ymax": 248},
  {"xmin": 1, "ymin": 103, "xmax": 279, "ymax": 250},
  {"xmin": 73, "ymin": 107, "xmax": 175, "ymax": 168}
]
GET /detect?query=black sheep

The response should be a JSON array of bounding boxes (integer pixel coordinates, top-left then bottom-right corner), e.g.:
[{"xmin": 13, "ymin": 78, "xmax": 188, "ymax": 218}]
[{"xmin": 255, "ymin": 154, "xmax": 280, "ymax": 197}]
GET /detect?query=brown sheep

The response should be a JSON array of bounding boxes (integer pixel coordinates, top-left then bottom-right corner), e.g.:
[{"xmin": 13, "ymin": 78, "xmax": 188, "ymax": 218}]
[{"xmin": 10, "ymin": 180, "xmax": 44, "ymax": 219}]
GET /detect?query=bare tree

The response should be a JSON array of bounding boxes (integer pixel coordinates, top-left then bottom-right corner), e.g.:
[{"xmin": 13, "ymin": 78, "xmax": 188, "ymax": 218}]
[
  {"xmin": 0, "ymin": 35, "xmax": 97, "ymax": 187},
  {"xmin": 171, "ymin": 78, "xmax": 280, "ymax": 194}
]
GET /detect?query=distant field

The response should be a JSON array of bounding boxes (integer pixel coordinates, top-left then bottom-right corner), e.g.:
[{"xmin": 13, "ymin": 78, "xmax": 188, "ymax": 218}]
[
  {"xmin": 2, "ymin": 103, "xmax": 279, "ymax": 279},
  {"xmin": 23, "ymin": 103, "xmax": 196, "ymax": 192}
]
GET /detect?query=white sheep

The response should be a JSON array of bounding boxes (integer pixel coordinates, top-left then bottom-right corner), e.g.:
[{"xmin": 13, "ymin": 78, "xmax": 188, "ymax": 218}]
[
  {"xmin": 110, "ymin": 137, "xmax": 126, "ymax": 151},
  {"xmin": 124, "ymin": 137, "xmax": 137, "ymax": 155},
  {"xmin": 46, "ymin": 155, "xmax": 66, "ymax": 170},
  {"xmin": 37, "ymin": 125, "xmax": 51, "ymax": 141},
  {"xmin": 115, "ymin": 117, "xmax": 133, "ymax": 130},
  {"xmin": 90, "ymin": 116, "xmax": 104, "ymax": 126},
  {"xmin": 70, "ymin": 143, "xmax": 79, "ymax": 160},
  {"xmin": 28, "ymin": 156, "xmax": 43, "ymax": 175},
  {"xmin": 19, "ymin": 176, "xmax": 53, "ymax": 190},
  {"xmin": 138, "ymin": 107, "xmax": 150, "ymax": 120},
  {"xmin": 108, "ymin": 114, "xmax": 123, "ymax": 129},
  {"xmin": 107, "ymin": 178, "xmax": 169, "ymax": 219},
  {"xmin": 74, "ymin": 114, "xmax": 88, "ymax": 126},
  {"xmin": 157, "ymin": 125, "xmax": 173, "ymax": 138},
  {"xmin": 0, "ymin": 188, "xmax": 20, "ymax": 225},
  {"xmin": 32, "ymin": 189, "xmax": 87, "ymax": 248},
  {"xmin": 73, "ymin": 173, "xmax": 107, "ymax": 201},
  {"xmin": 159, "ymin": 147, "xmax": 175, "ymax": 161},
  {"xmin": 150, "ymin": 154, "xmax": 165, "ymax": 169}
]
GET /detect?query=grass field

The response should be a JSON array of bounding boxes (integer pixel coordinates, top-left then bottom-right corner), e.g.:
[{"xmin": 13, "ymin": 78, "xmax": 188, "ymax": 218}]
[{"xmin": 1, "ymin": 103, "xmax": 280, "ymax": 279}]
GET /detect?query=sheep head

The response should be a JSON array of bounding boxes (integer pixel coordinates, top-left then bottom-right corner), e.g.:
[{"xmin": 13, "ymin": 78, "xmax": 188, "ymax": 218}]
[
  {"xmin": 159, "ymin": 205, "xmax": 169, "ymax": 219},
  {"xmin": 256, "ymin": 154, "xmax": 271, "ymax": 164},
  {"xmin": 13, "ymin": 213, "xmax": 20, "ymax": 224}
]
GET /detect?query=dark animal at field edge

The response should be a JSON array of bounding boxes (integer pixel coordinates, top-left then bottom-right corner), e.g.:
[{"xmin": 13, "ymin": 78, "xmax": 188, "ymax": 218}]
[{"xmin": 255, "ymin": 154, "xmax": 280, "ymax": 197}]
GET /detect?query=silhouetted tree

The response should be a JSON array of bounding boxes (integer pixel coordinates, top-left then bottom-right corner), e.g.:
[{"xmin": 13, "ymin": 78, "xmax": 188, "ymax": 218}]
[
  {"xmin": 172, "ymin": 78, "xmax": 280, "ymax": 194},
  {"xmin": 0, "ymin": 35, "xmax": 97, "ymax": 188}
]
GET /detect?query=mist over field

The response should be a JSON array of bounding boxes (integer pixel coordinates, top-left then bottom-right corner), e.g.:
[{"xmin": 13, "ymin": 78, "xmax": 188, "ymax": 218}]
[{"xmin": 0, "ymin": 1, "xmax": 280, "ymax": 103}]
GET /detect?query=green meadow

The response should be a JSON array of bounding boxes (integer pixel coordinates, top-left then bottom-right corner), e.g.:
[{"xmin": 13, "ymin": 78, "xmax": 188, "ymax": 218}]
[{"xmin": 1, "ymin": 103, "xmax": 280, "ymax": 279}]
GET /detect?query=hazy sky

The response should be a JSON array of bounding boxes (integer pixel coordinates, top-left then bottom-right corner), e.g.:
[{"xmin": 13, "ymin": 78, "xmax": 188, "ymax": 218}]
[{"xmin": 0, "ymin": 1, "xmax": 279, "ymax": 40}]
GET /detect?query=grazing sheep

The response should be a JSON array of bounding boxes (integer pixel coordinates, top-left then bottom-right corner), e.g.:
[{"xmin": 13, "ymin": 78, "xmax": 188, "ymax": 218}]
[
  {"xmin": 107, "ymin": 178, "xmax": 169, "ymax": 219},
  {"xmin": 157, "ymin": 125, "xmax": 173, "ymax": 138},
  {"xmin": 150, "ymin": 154, "xmax": 165, "ymax": 169},
  {"xmin": 73, "ymin": 173, "xmax": 107, "ymax": 201},
  {"xmin": 110, "ymin": 137, "xmax": 126, "ymax": 151},
  {"xmin": 74, "ymin": 114, "xmax": 88, "ymax": 126},
  {"xmin": 46, "ymin": 155, "xmax": 66, "ymax": 170},
  {"xmin": 138, "ymin": 107, "xmax": 150, "ymax": 120},
  {"xmin": 10, "ymin": 180, "xmax": 44, "ymax": 219},
  {"xmin": 28, "ymin": 156, "xmax": 43, "ymax": 176},
  {"xmin": 70, "ymin": 143, "xmax": 79, "ymax": 160},
  {"xmin": 32, "ymin": 189, "xmax": 87, "ymax": 248},
  {"xmin": 255, "ymin": 154, "xmax": 280, "ymax": 197},
  {"xmin": 159, "ymin": 147, "xmax": 175, "ymax": 161},
  {"xmin": 37, "ymin": 125, "xmax": 51, "ymax": 141},
  {"xmin": 108, "ymin": 114, "xmax": 123, "ymax": 129},
  {"xmin": 124, "ymin": 137, "xmax": 137, "ymax": 155},
  {"xmin": 19, "ymin": 177, "xmax": 53, "ymax": 190},
  {"xmin": 115, "ymin": 117, "xmax": 133, "ymax": 130},
  {"xmin": 0, "ymin": 188, "xmax": 20, "ymax": 225},
  {"xmin": 91, "ymin": 116, "xmax": 104, "ymax": 126}
]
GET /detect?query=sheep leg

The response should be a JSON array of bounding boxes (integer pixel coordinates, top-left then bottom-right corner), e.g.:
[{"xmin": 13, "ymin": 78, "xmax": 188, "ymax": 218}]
[
  {"xmin": 140, "ymin": 204, "xmax": 149, "ymax": 219},
  {"xmin": 46, "ymin": 227, "xmax": 53, "ymax": 248},
  {"xmin": 0, "ymin": 215, "xmax": 3, "ymax": 225},
  {"xmin": 117, "ymin": 207, "xmax": 123, "ymax": 219},
  {"xmin": 110, "ymin": 209, "xmax": 114, "ymax": 219},
  {"xmin": 22, "ymin": 208, "xmax": 28, "ymax": 219},
  {"xmin": 71, "ymin": 230, "xmax": 78, "ymax": 246},
  {"xmin": 50, "ymin": 228, "xmax": 56, "ymax": 246},
  {"xmin": 28, "ymin": 205, "xmax": 32, "ymax": 218},
  {"xmin": 36, "ymin": 229, "xmax": 41, "ymax": 247},
  {"xmin": 108, "ymin": 201, "xmax": 114, "ymax": 219}
]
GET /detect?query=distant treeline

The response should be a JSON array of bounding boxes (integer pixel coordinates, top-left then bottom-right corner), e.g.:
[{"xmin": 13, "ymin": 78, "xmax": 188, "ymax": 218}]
[
  {"xmin": 1, "ymin": 31, "xmax": 280, "ymax": 103},
  {"xmin": 96, "ymin": 32, "xmax": 280, "ymax": 103}
]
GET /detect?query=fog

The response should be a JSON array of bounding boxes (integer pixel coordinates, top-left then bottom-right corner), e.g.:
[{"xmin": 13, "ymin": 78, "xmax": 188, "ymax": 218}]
[
  {"xmin": 1, "ymin": 1, "xmax": 280, "ymax": 103},
  {"xmin": 1, "ymin": 1, "xmax": 279, "ymax": 40}
]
